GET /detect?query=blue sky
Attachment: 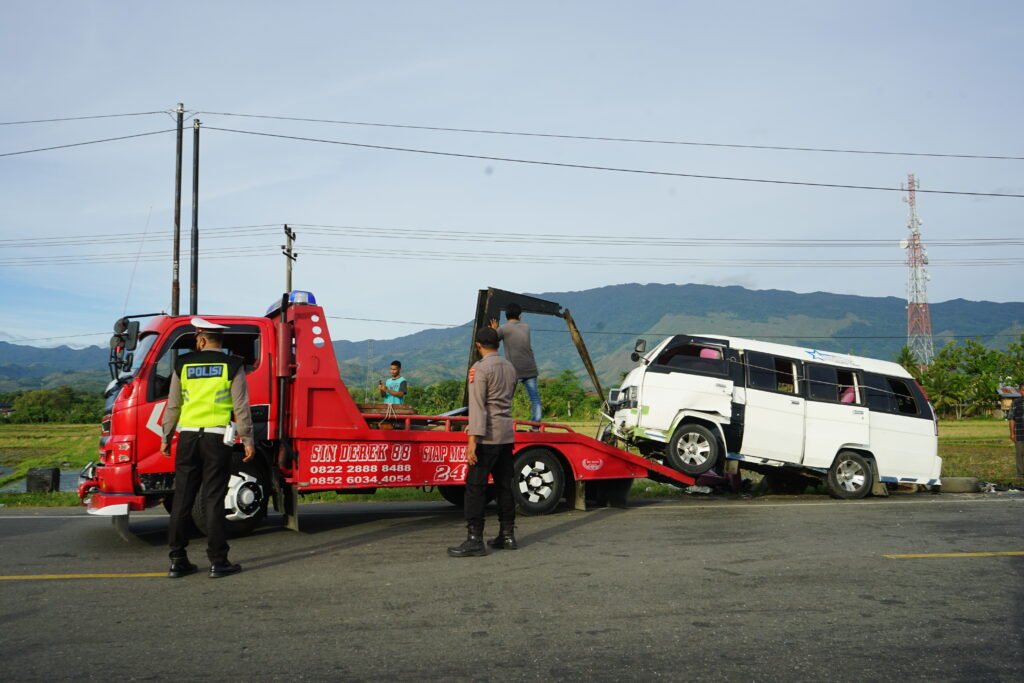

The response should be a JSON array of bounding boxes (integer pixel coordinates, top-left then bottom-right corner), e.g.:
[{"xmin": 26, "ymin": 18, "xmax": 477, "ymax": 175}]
[{"xmin": 1, "ymin": 1, "xmax": 1022, "ymax": 347}]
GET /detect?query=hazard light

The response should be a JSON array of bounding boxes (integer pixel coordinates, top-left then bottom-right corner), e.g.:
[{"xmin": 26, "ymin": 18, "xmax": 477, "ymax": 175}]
[{"xmin": 266, "ymin": 290, "xmax": 317, "ymax": 315}]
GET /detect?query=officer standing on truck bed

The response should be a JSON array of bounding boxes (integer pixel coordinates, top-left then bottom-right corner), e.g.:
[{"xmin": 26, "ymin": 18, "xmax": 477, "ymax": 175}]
[
  {"xmin": 161, "ymin": 318, "xmax": 255, "ymax": 578},
  {"xmin": 448, "ymin": 326, "xmax": 519, "ymax": 557}
]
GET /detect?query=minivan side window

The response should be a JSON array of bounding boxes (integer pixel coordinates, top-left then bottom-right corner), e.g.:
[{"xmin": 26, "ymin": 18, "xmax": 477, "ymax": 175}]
[
  {"xmin": 863, "ymin": 373, "xmax": 893, "ymax": 412},
  {"xmin": 887, "ymin": 377, "xmax": 919, "ymax": 416},
  {"xmin": 746, "ymin": 352, "xmax": 798, "ymax": 395},
  {"xmin": 807, "ymin": 365, "xmax": 837, "ymax": 401},
  {"xmin": 807, "ymin": 365, "xmax": 860, "ymax": 404},
  {"xmin": 654, "ymin": 342, "xmax": 728, "ymax": 377}
]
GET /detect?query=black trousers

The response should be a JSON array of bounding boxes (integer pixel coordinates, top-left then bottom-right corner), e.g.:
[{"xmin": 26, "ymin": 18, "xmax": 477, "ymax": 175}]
[
  {"xmin": 167, "ymin": 430, "xmax": 234, "ymax": 563},
  {"xmin": 464, "ymin": 442, "xmax": 515, "ymax": 530}
]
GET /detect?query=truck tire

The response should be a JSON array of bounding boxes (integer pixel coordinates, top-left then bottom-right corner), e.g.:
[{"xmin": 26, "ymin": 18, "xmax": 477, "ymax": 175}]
[
  {"xmin": 438, "ymin": 485, "xmax": 465, "ymax": 507},
  {"xmin": 437, "ymin": 485, "xmax": 495, "ymax": 508},
  {"xmin": 667, "ymin": 424, "xmax": 719, "ymax": 476},
  {"xmin": 826, "ymin": 451, "xmax": 872, "ymax": 500},
  {"xmin": 513, "ymin": 449, "xmax": 565, "ymax": 515},
  {"xmin": 192, "ymin": 460, "xmax": 269, "ymax": 538}
]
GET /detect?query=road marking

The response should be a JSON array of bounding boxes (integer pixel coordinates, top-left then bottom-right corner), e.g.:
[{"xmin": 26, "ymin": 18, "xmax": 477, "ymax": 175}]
[
  {"xmin": 0, "ymin": 572, "xmax": 166, "ymax": 581},
  {"xmin": 640, "ymin": 496, "xmax": 1022, "ymax": 511},
  {"xmin": 0, "ymin": 514, "xmax": 166, "ymax": 520},
  {"xmin": 883, "ymin": 551, "xmax": 1024, "ymax": 560}
]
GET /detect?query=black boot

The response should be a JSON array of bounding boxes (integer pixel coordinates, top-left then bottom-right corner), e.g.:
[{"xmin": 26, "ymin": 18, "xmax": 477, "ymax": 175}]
[
  {"xmin": 487, "ymin": 524, "xmax": 518, "ymax": 550},
  {"xmin": 447, "ymin": 524, "xmax": 486, "ymax": 558},
  {"xmin": 167, "ymin": 554, "xmax": 198, "ymax": 579}
]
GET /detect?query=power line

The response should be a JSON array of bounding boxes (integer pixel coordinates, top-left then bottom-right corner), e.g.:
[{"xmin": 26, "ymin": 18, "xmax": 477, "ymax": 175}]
[
  {"xmin": 8, "ymin": 223, "xmax": 1024, "ymax": 250},
  {"xmin": 7, "ymin": 321, "xmax": 1020, "ymax": 345},
  {"xmin": 0, "ymin": 225, "xmax": 280, "ymax": 248},
  {"xmin": 5, "ymin": 242, "xmax": 1024, "ymax": 268},
  {"xmin": 5, "ymin": 221, "xmax": 1024, "ymax": 251},
  {"xmin": 6, "ymin": 244, "xmax": 1024, "ymax": 269},
  {"xmin": 327, "ymin": 315, "xmax": 1022, "ymax": 340},
  {"xmin": 204, "ymin": 126, "xmax": 1024, "ymax": 199},
  {"xmin": 292, "ymin": 224, "xmax": 1024, "ymax": 249},
  {"xmin": 199, "ymin": 110, "xmax": 1024, "ymax": 162},
  {"xmin": 0, "ymin": 111, "xmax": 170, "ymax": 126},
  {"xmin": 0, "ymin": 129, "xmax": 176, "ymax": 158}
]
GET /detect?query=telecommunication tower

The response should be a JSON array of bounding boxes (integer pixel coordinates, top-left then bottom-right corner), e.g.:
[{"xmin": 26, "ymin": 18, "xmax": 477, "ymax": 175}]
[{"xmin": 900, "ymin": 174, "xmax": 934, "ymax": 366}]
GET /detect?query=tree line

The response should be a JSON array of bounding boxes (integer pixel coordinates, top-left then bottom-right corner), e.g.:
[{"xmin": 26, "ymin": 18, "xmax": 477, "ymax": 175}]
[
  {"xmin": 898, "ymin": 334, "xmax": 1024, "ymax": 419},
  {"xmin": 348, "ymin": 370, "xmax": 604, "ymax": 421},
  {"xmin": 7, "ymin": 335, "xmax": 1021, "ymax": 425},
  {"xmin": 0, "ymin": 386, "xmax": 104, "ymax": 424}
]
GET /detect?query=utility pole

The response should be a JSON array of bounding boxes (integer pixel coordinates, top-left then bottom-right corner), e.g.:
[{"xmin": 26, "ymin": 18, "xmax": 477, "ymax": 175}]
[
  {"xmin": 189, "ymin": 119, "xmax": 201, "ymax": 316},
  {"xmin": 901, "ymin": 173, "xmax": 935, "ymax": 368},
  {"xmin": 281, "ymin": 224, "xmax": 297, "ymax": 292},
  {"xmin": 171, "ymin": 102, "xmax": 184, "ymax": 316}
]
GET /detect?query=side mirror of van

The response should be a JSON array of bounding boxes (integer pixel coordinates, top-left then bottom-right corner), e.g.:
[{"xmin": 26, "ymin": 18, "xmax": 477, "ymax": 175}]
[{"xmin": 630, "ymin": 338, "xmax": 647, "ymax": 362}]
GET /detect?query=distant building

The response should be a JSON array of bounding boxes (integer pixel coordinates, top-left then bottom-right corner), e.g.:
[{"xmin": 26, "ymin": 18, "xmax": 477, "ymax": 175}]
[{"xmin": 997, "ymin": 385, "xmax": 1021, "ymax": 418}]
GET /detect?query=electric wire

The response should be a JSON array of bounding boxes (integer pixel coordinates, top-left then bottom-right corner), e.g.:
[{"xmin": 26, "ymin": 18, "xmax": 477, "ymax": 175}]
[
  {"xmin": 0, "ymin": 111, "xmax": 170, "ymax": 126},
  {"xmin": 323, "ymin": 315, "xmax": 1022, "ymax": 340},
  {"xmin": 203, "ymin": 126, "xmax": 1024, "ymax": 199},
  {"xmin": 5, "ymin": 244, "xmax": 1024, "ymax": 268},
  {"xmin": 199, "ymin": 110, "xmax": 1024, "ymax": 162},
  {"xmin": 3, "ymin": 222, "xmax": 1023, "ymax": 250},
  {"xmin": 0, "ymin": 129, "xmax": 176, "ymax": 158}
]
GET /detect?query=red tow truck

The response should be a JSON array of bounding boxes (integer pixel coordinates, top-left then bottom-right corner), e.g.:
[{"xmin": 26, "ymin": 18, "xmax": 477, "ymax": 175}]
[{"xmin": 80, "ymin": 290, "xmax": 696, "ymax": 536}]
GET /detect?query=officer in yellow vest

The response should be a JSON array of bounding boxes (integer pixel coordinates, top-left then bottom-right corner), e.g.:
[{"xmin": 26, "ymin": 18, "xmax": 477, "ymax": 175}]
[{"xmin": 160, "ymin": 318, "xmax": 254, "ymax": 578}]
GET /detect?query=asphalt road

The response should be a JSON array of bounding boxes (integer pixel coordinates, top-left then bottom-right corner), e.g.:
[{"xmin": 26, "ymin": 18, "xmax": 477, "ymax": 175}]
[{"xmin": 1, "ymin": 492, "xmax": 1022, "ymax": 682}]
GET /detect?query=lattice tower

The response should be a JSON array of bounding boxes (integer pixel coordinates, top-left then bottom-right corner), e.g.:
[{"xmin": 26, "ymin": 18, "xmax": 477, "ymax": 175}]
[{"xmin": 902, "ymin": 174, "xmax": 934, "ymax": 366}]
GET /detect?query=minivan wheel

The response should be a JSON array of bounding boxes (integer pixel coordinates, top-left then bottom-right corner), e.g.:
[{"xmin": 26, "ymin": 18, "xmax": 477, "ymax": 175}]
[
  {"xmin": 667, "ymin": 424, "xmax": 719, "ymax": 475},
  {"xmin": 826, "ymin": 451, "xmax": 872, "ymax": 499}
]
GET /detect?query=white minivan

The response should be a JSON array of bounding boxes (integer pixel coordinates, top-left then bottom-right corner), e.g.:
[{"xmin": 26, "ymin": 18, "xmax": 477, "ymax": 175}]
[{"xmin": 604, "ymin": 334, "xmax": 940, "ymax": 498}]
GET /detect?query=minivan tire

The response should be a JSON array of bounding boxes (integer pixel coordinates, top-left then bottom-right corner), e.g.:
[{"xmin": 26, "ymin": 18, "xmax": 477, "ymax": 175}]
[
  {"xmin": 826, "ymin": 451, "xmax": 873, "ymax": 499},
  {"xmin": 667, "ymin": 424, "xmax": 720, "ymax": 476}
]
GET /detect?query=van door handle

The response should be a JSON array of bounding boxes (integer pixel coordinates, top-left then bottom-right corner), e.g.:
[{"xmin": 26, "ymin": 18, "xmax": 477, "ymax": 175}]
[
  {"xmin": 715, "ymin": 383, "xmax": 727, "ymax": 389},
  {"xmin": 790, "ymin": 400, "xmax": 800, "ymax": 405},
  {"xmin": 852, "ymin": 409, "xmax": 865, "ymax": 415}
]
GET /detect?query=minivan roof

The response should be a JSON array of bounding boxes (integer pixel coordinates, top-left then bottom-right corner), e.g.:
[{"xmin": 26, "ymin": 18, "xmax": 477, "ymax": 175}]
[{"xmin": 666, "ymin": 334, "xmax": 914, "ymax": 379}]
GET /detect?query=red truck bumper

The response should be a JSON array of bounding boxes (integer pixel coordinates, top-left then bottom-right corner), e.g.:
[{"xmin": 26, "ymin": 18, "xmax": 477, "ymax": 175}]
[{"xmin": 85, "ymin": 491, "xmax": 148, "ymax": 515}]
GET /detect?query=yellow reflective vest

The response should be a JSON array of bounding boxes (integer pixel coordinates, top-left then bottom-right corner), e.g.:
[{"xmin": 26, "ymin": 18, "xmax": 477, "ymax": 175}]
[{"xmin": 176, "ymin": 350, "xmax": 243, "ymax": 428}]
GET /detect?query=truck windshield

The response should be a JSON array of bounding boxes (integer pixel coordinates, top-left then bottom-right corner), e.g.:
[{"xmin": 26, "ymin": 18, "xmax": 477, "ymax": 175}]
[{"xmin": 125, "ymin": 332, "xmax": 158, "ymax": 378}]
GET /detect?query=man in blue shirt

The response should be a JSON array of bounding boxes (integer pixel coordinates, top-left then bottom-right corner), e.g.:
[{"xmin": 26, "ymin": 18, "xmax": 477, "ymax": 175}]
[{"xmin": 379, "ymin": 360, "xmax": 408, "ymax": 405}]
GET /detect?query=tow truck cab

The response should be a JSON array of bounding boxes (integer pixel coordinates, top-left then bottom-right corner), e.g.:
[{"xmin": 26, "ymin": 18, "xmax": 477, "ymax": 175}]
[{"xmin": 81, "ymin": 310, "xmax": 277, "ymax": 518}]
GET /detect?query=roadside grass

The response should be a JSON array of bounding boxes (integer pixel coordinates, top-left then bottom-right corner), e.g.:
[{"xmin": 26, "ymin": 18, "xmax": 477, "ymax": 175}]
[
  {"xmin": 0, "ymin": 424, "xmax": 97, "ymax": 488},
  {"xmin": 937, "ymin": 418, "xmax": 1019, "ymax": 482},
  {"xmin": 0, "ymin": 418, "xmax": 1018, "ymax": 507},
  {"xmin": 0, "ymin": 492, "xmax": 80, "ymax": 507}
]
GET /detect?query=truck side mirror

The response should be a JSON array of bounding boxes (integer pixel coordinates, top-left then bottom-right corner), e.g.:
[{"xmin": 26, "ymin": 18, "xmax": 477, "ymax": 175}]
[
  {"xmin": 114, "ymin": 319, "xmax": 140, "ymax": 351},
  {"xmin": 630, "ymin": 338, "xmax": 647, "ymax": 362}
]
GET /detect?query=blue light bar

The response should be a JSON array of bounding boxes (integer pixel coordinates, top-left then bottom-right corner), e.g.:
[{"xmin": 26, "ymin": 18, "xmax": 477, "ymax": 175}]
[{"xmin": 265, "ymin": 290, "xmax": 317, "ymax": 316}]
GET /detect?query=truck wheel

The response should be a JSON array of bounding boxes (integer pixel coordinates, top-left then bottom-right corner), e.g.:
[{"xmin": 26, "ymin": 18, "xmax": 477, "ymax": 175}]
[
  {"xmin": 437, "ymin": 485, "xmax": 494, "ymax": 508},
  {"xmin": 667, "ymin": 424, "xmax": 719, "ymax": 475},
  {"xmin": 438, "ymin": 485, "xmax": 465, "ymax": 508},
  {"xmin": 513, "ymin": 449, "xmax": 565, "ymax": 515},
  {"xmin": 826, "ymin": 451, "xmax": 872, "ymax": 499},
  {"xmin": 192, "ymin": 461, "xmax": 269, "ymax": 538}
]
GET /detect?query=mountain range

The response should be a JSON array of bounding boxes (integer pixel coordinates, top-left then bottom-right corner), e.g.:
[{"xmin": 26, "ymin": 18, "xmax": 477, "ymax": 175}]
[{"xmin": 3, "ymin": 283, "xmax": 1023, "ymax": 394}]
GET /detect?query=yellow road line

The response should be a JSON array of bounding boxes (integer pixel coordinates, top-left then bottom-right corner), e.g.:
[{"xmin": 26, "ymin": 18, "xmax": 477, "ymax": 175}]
[
  {"xmin": 884, "ymin": 551, "xmax": 1024, "ymax": 559},
  {"xmin": 0, "ymin": 572, "xmax": 165, "ymax": 581}
]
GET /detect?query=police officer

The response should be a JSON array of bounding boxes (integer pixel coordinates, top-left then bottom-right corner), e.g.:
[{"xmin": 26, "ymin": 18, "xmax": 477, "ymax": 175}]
[
  {"xmin": 161, "ymin": 318, "xmax": 255, "ymax": 578},
  {"xmin": 448, "ymin": 327, "xmax": 518, "ymax": 557}
]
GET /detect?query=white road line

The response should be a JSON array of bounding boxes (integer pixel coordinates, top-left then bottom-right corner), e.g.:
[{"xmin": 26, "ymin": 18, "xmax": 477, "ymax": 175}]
[{"xmin": 639, "ymin": 496, "xmax": 1022, "ymax": 511}]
